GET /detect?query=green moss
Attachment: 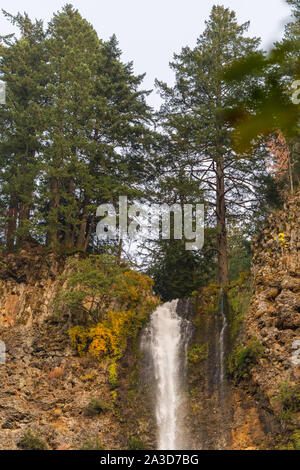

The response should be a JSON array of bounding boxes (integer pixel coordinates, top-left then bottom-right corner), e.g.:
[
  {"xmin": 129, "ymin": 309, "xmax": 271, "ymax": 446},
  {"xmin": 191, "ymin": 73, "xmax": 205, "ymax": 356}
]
[
  {"xmin": 108, "ymin": 360, "xmax": 118, "ymax": 388},
  {"xmin": 228, "ymin": 338, "xmax": 264, "ymax": 382},
  {"xmin": 275, "ymin": 381, "xmax": 300, "ymax": 414},
  {"xmin": 279, "ymin": 409, "xmax": 294, "ymax": 424},
  {"xmin": 188, "ymin": 343, "xmax": 208, "ymax": 365},
  {"xmin": 127, "ymin": 436, "xmax": 146, "ymax": 450},
  {"xmin": 85, "ymin": 397, "xmax": 112, "ymax": 415},
  {"xmin": 280, "ymin": 431, "xmax": 300, "ymax": 450},
  {"xmin": 197, "ymin": 284, "xmax": 219, "ymax": 315},
  {"xmin": 18, "ymin": 429, "xmax": 47, "ymax": 450},
  {"xmin": 292, "ymin": 431, "xmax": 300, "ymax": 450},
  {"xmin": 274, "ymin": 379, "xmax": 300, "ymax": 449},
  {"xmin": 80, "ymin": 438, "xmax": 105, "ymax": 450},
  {"xmin": 228, "ymin": 272, "xmax": 252, "ymax": 342}
]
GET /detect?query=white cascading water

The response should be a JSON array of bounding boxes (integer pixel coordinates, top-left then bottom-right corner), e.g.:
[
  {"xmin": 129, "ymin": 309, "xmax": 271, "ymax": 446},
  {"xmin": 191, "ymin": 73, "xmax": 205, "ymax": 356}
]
[{"xmin": 142, "ymin": 299, "xmax": 191, "ymax": 450}]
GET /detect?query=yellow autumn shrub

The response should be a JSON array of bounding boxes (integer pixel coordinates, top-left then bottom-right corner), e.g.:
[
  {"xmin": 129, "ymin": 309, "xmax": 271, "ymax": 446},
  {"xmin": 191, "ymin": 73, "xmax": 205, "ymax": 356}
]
[
  {"xmin": 66, "ymin": 257, "xmax": 159, "ymax": 365},
  {"xmin": 118, "ymin": 271, "xmax": 154, "ymax": 306},
  {"xmin": 69, "ymin": 309, "xmax": 142, "ymax": 360},
  {"xmin": 68, "ymin": 326, "xmax": 90, "ymax": 356}
]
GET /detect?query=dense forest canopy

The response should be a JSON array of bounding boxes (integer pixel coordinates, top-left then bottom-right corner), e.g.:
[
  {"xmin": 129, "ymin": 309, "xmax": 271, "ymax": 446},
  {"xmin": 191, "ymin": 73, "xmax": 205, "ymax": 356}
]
[
  {"xmin": 0, "ymin": 2, "xmax": 299, "ymax": 300},
  {"xmin": 0, "ymin": 5, "xmax": 155, "ymax": 253}
]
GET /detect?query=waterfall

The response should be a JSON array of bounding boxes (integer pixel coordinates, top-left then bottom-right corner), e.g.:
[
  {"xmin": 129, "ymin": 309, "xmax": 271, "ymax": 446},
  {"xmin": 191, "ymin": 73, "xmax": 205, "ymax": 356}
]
[{"xmin": 141, "ymin": 299, "xmax": 192, "ymax": 450}]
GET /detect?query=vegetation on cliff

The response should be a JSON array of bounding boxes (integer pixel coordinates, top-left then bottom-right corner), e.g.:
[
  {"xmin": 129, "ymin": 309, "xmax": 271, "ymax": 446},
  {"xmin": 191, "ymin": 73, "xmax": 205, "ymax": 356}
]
[{"xmin": 54, "ymin": 254, "xmax": 159, "ymax": 386}]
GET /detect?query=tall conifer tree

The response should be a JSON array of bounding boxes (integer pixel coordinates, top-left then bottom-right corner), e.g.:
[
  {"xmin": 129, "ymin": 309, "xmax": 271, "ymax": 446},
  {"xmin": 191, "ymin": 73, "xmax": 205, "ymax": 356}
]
[
  {"xmin": 0, "ymin": 5, "xmax": 154, "ymax": 253},
  {"xmin": 156, "ymin": 6, "xmax": 265, "ymax": 286},
  {"xmin": 0, "ymin": 12, "xmax": 46, "ymax": 249}
]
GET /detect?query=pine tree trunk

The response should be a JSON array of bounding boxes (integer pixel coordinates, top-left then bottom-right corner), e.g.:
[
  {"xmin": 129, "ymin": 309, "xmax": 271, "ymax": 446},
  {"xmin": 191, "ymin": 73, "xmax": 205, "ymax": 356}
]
[
  {"xmin": 17, "ymin": 203, "xmax": 31, "ymax": 248},
  {"xmin": 117, "ymin": 237, "xmax": 123, "ymax": 265},
  {"xmin": 47, "ymin": 176, "xmax": 59, "ymax": 249},
  {"xmin": 6, "ymin": 203, "xmax": 17, "ymax": 252},
  {"xmin": 83, "ymin": 214, "xmax": 95, "ymax": 252},
  {"xmin": 216, "ymin": 156, "xmax": 229, "ymax": 287},
  {"xmin": 77, "ymin": 210, "xmax": 88, "ymax": 251},
  {"xmin": 63, "ymin": 178, "xmax": 76, "ymax": 251},
  {"xmin": 288, "ymin": 157, "xmax": 294, "ymax": 194}
]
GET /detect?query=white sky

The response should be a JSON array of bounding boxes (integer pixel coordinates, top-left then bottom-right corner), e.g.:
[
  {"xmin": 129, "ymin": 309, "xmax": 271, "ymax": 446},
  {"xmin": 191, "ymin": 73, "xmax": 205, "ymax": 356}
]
[{"xmin": 0, "ymin": 0, "xmax": 293, "ymax": 108}]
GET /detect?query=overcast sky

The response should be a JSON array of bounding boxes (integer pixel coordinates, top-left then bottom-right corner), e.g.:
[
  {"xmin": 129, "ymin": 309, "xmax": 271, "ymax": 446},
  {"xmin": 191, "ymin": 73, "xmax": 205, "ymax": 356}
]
[{"xmin": 0, "ymin": 0, "xmax": 293, "ymax": 108}]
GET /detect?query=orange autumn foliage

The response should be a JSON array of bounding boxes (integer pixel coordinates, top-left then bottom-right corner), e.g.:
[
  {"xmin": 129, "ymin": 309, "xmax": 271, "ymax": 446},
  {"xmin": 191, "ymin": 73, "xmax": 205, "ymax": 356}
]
[
  {"xmin": 118, "ymin": 271, "xmax": 154, "ymax": 306},
  {"xmin": 69, "ymin": 309, "xmax": 143, "ymax": 360},
  {"xmin": 68, "ymin": 264, "xmax": 158, "ymax": 362}
]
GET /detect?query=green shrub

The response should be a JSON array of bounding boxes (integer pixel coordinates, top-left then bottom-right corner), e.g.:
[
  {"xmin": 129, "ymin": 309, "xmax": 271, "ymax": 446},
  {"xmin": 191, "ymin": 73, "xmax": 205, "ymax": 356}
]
[
  {"xmin": 127, "ymin": 436, "xmax": 146, "ymax": 450},
  {"xmin": 228, "ymin": 272, "xmax": 252, "ymax": 341},
  {"xmin": 279, "ymin": 408, "xmax": 294, "ymax": 424},
  {"xmin": 55, "ymin": 254, "xmax": 156, "ymax": 325},
  {"xmin": 85, "ymin": 397, "xmax": 112, "ymax": 416},
  {"xmin": 80, "ymin": 438, "xmax": 105, "ymax": 450},
  {"xmin": 56, "ymin": 255, "xmax": 158, "ymax": 371},
  {"xmin": 108, "ymin": 360, "xmax": 118, "ymax": 388},
  {"xmin": 275, "ymin": 382, "xmax": 300, "ymax": 414},
  {"xmin": 274, "ymin": 383, "xmax": 300, "ymax": 443},
  {"xmin": 188, "ymin": 343, "xmax": 208, "ymax": 365},
  {"xmin": 18, "ymin": 429, "xmax": 47, "ymax": 450},
  {"xmin": 228, "ymin": 339, "xmax": 264, "ymax": 381},
  {"xmin": 281, "ymin": 431, "xmax": 300, "ymax": 450},
  {"xmin": 292, "ymin": 431, "xmax": 300, "ymax": 450}
]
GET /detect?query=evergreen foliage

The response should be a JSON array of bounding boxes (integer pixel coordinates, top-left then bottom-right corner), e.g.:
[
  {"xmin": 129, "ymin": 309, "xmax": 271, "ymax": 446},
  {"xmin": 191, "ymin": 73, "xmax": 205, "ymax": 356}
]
[
  {"xmin": 0, "ymin": 5, "xmax": 154, "ymax": 253},
  {"xmin": 155, "ymin": 6, "xmax": 267, "ymax": 287},
  {"xmin": 228, "ymin": 339, "xmax": 264, "ymax": 382},
  {"xmin": 18, "ymin": 429, "xmax": 48, "ymax": 450},
  {"xmin": 0, "ymin": 3, "xmax": 298, "ymax": 299}
]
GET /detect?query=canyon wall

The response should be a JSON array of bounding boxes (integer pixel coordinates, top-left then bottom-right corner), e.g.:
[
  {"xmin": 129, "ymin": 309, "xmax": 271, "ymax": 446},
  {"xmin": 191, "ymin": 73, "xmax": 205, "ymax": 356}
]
[
  {"xmin": 187, "ymin": 191, "xmax": 300, "ymax": 450},
  {"xmin": 0, "ymin": 248, "xmax": 156, "ymax": 450},
  {"xmin": 0, "ymin": 191, "xmax": 299, "ymax": 450}
]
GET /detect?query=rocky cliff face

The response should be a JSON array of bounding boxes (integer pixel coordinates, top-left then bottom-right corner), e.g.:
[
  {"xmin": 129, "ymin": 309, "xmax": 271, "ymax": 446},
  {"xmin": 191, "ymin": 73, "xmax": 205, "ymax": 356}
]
[
  {"xmin": 0, "ymin": 248, "xmax": 156, "ymax": 450},
  {"xmin": 186, "ymin": 285, "xmax": 277, "ymax": 450},
  {"xmin": 187, "ymin": 191, "xmax": 300, "ymax": 450},
  {"xmin": 244, "ymin": 191, "xmax": 300, "ymax": 447},
  {"xmin": 0, "ymin": 192, "xmax": 299, "ymax": 451}
]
